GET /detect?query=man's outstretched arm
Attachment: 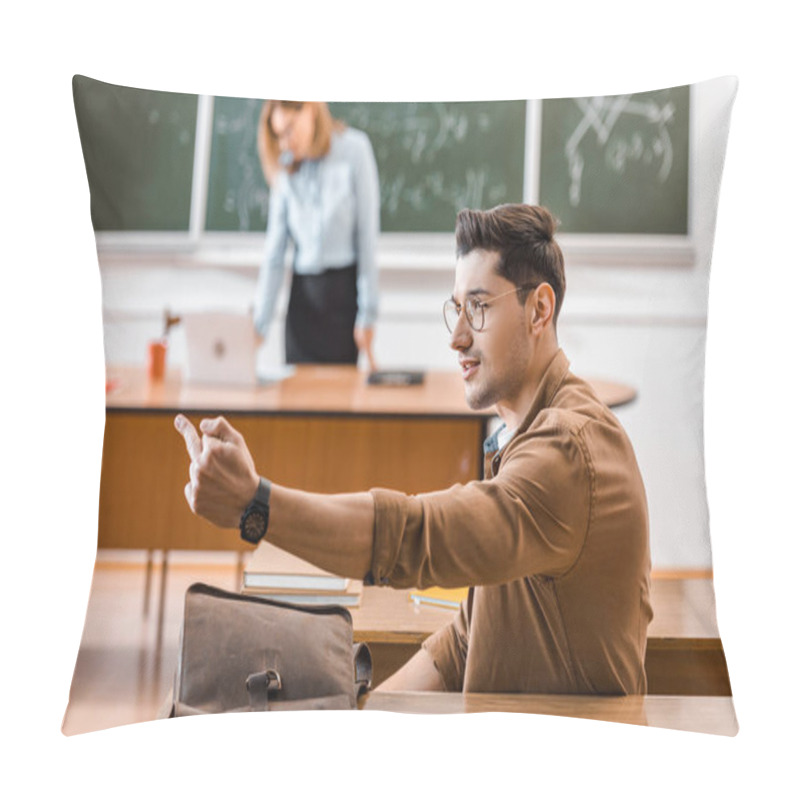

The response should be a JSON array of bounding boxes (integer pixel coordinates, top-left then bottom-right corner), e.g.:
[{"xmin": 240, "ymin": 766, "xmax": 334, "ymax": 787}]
[
  {"xmin": 176, "ymin": 412, "xmax": 452, "ymax": 692},
  {"xmin": 174, "ymin": 413, "xmax": 374, "ymax": 580}
]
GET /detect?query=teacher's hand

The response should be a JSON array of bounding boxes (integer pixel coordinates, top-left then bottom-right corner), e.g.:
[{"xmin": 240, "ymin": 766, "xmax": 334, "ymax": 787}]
[
  {"xmin": 174, "ymin": 414, "xmax": 260, "ymax": 529},
  {"xmin": 354, "ymin": 326, "xmax": 377, "ymax": 373}
]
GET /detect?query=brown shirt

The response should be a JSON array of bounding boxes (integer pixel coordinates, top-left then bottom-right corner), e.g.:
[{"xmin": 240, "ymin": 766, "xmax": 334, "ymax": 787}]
[{"xmin": 367, "ymin": 349, "xmax": 652, "ymax": 694}]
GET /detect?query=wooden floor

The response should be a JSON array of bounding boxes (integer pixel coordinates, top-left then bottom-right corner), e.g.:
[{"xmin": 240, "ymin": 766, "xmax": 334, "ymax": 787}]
[
  {"xmin": 62, "ymin": 552, "xmax": 242, "ymax": 735},
  {"xmin": 62, "ymin": 551, "xmax": 729, "ymax": 736}
]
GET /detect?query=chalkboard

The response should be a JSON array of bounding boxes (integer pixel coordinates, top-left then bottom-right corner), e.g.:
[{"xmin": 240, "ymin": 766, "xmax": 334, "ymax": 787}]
[
  {"xmin": 539, "ymin": 86, "xmax": 690, "ymax": 235},
  {"xmin": 203, "ymin": 99, "xmax": 527, "ymax": 233},
  {"xmin": 73, "ymin": 76, "xmax": 690, "ymax": 238},
  {"xmin": 205, "ymin": 95, "xmax": 269, "ymax": 232},
  {"xmin": 72, "ymin": 75, "xmax": 197, "ymax": 232},
  {"xmin": 329, "ymin": 101, "xmax": 526, "ymax": 233}
]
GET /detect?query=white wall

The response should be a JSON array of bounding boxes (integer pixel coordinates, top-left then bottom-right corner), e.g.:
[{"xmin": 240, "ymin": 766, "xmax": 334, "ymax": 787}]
[{"xmin": 97, "ymin": 77, "xmax": 736, "ymax": 571}]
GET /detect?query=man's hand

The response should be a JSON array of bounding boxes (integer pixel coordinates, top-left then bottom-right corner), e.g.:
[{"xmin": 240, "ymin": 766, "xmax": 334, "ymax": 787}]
[
  {"xmin": 174, "ymin": 414, "xmax": 260, "ymax": 529},
  {"xmin": 354, "ymin": 326, "xmax": 377, "ymax": 373}
]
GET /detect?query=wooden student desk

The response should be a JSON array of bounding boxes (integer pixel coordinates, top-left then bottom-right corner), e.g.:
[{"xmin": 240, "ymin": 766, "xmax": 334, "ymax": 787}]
[
  {"xmin": 359, "ymin": 691, "xmax": 738, "ymax": 736},
  {"xmin": 348, "ymin": 576, "xmax": 731, "ymax": 697}
]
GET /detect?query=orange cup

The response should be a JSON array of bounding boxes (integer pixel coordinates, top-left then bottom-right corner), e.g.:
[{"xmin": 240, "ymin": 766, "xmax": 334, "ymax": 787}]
[{"xmin": 146, "ymin": 340, "xmax": 167, "ymax": 382}]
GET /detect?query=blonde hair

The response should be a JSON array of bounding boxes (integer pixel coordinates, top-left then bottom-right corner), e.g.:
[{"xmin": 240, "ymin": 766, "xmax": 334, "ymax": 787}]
[{"xmin": 257, "ymin": 101, "xmax": 345, "ymax": 186}]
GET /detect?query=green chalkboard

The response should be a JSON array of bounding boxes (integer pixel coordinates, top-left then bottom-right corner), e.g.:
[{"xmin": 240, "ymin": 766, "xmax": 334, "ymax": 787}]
[
  {"xmin": 72, "ymin": 77, "xmax": 689, "ymax": 238},
  {"xmin": 205, "ymin": 96, "xmax": 269, "ymax": 232},
  {"xmin": 329, "ymin": 101, "xmax": 526, "ymax": 233},
  {"xmin": 204, "ymin": 99, "xmax": 527, "ymax": 233},
  {"xmin": 539, "ymin": 86, "xmax": 690, "ymax": 234},
  {"xmin": 72, "ymin": 75, "xmax": 197, "ymax": 232}
]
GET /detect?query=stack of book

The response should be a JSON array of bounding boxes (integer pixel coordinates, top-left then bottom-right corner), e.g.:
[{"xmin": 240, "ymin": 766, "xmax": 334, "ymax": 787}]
[{"xmin": 242, "ymin": 541, "xmax": 363, "ymax": 607}]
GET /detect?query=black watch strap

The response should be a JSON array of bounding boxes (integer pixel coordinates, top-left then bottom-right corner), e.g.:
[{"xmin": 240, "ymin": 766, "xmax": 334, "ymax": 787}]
[
  {"xmin": 239, "ymin": 478, "xmax": 271, "ymax": 544},
  {"xmin": 252, "ymin": 477, "xmax": 272, "ymax": 508}
]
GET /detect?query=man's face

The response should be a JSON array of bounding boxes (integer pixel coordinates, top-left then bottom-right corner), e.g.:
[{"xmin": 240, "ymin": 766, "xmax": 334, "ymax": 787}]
[{"xmin": 449, "ymin": 249, "xmax": 533, "ymax": 413}]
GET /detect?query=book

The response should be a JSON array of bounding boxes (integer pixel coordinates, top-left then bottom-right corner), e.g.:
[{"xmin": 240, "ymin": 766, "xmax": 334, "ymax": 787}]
[
  {"xmin": 243, "ymin": 541, "xmax": 348, "ymax": 591},
  {"xmin": 409, "ymin": 586, "xmax": 469, "ymax": 609},
  {"xmin": 242, "ymin": 580, "xmax": 364, "ymax": 608}
]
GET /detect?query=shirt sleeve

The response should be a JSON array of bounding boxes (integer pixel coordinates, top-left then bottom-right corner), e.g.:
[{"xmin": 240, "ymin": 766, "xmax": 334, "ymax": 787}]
[
  {"xmin": 368, "ymin": 423, "xmax": 592, "ymax": 589},
  {"xmin": 351, "ymin": 131, "xmax": 380, "ymax": 329},
  {"xmin": 253, "ymin": 175, "xmax": 290, "ymax": 338}
]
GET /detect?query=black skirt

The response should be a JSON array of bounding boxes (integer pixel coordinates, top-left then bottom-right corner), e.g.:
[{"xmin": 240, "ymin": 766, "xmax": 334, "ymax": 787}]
[{"xmin": 284, "ymin": 265, "xmax": 358, "ymax": 365}]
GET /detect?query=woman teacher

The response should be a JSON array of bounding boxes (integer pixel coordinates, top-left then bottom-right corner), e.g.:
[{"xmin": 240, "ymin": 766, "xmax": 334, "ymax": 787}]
[{"xmin": 254, "ymin": 101, "xmax": 380, "ymax": 369}]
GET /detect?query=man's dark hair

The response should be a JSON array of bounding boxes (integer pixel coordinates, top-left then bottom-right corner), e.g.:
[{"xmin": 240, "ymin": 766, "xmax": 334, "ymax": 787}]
[{"xmin": 455, "ymin": 204, "xmax": 566, "ymax": 323}]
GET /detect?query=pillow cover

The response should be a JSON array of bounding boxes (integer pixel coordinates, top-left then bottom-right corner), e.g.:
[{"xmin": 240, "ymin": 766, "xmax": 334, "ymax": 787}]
[{"xmin": 64, "ymin": 75, "xmax": 738, "ymax": 737}]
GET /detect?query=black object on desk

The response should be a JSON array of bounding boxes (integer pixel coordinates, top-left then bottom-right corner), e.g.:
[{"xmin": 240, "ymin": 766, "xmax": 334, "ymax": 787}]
[{"xmin": 367, "ymin": 370, "xmax": 425, "ymax": 387}]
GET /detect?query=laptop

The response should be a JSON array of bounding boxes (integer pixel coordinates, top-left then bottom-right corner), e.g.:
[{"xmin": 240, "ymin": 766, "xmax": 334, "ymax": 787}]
[{"xmin": 183, "ymin": 311, "xmax": 293, "ymax": 386}]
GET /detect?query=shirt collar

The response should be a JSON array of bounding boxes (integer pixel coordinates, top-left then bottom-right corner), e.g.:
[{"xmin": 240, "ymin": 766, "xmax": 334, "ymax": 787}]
[
  {"xmin": 483, "ymin": 422, "xmax": 517, "ymax": 455},
  {"xmin": 482, "ymin": 348, "xmax": 571, "ymax": 454},
  {"xmin": 516, "ymin": 348, "xmax": 571, "ymax": 434}
]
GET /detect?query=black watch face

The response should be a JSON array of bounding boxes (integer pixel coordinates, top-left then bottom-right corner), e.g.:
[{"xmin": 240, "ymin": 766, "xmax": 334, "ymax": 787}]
[{"xmin": 241, "ymin": 508, "xmax": 268, "ymax": 544}]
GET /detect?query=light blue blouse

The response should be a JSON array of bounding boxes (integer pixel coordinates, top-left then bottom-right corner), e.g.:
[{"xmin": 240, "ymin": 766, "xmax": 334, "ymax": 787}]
[{"xmin": 253, "ymin": 127, "xmax": 380, "ymax": 335}]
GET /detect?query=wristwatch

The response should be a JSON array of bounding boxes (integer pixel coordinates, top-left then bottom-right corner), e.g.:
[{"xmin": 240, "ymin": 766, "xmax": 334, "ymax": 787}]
[{"xmin": 239, "ymin": 478, "xmax": 272, "ymax": 545}]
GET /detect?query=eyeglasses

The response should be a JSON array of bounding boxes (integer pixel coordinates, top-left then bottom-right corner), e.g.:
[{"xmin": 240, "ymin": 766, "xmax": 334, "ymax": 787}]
[{"xmin": 443, "ymin": 285, "xmax": 537, "ymax": 333}]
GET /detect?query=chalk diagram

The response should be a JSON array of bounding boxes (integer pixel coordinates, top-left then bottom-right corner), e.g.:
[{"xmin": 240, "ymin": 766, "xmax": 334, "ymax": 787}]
[
  {"xmin": 343, "ymin": 103, "xmax": 507, "ymax": 219},
  {"xmin": 565, "ymin": 95, "xmax": 676, "ymax": 207}
]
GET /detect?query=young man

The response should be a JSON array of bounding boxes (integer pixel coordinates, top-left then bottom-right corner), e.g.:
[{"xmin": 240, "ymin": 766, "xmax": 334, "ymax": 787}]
[{"xmin": 175, "ymin": 203, "xmax": 652, "ymax": 695}]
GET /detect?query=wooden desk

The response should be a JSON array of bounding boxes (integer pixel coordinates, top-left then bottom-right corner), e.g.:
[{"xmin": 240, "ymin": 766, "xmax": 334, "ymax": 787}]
[
  {"xmin": 100, "ymin": 365, "xmax": 634, "ymax": 552},
  {"xmin": 360, "ymin": 691, "xmax": 738, "ymax": 736},
  {"xmin": 101, "ymin": 365, "xmax": 492, "ymax": 552},
  {"xmin": 348, "ymin": 577, "xmax": 731, "ymax": 697}
]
